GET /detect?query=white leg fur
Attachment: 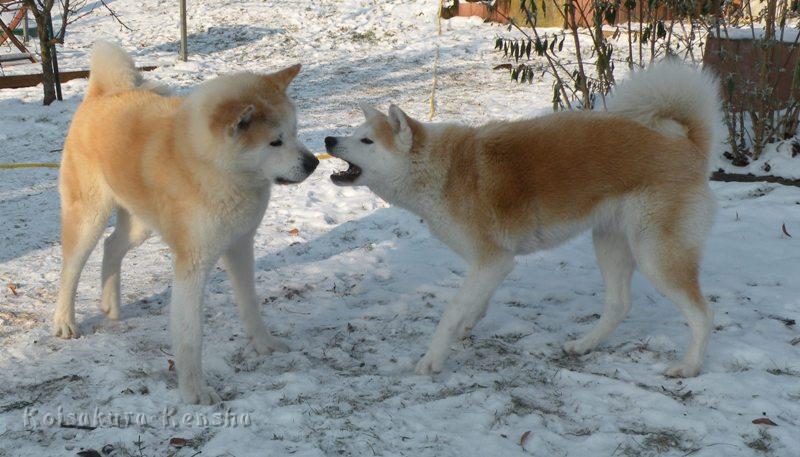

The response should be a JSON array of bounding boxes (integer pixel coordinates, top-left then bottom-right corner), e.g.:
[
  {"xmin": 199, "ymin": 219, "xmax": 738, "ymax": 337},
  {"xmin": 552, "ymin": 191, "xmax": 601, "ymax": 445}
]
[
  {"xmin": 222, "ymin": 233, "xmax": 289, "ymax": 354},
  {"xmin": 631, "ymin": 237, "xmax": 712, "ymax": 378},
  {"xmin": 54, "ymin": 201, "xmax": 112, "ymax": 339},
  {"xmin": 564, "ymin": 229, "xmax": 635, "ymax": 355},
  {"xmin": 100, "ymin": 209, "xmax": 151, "ymax": 320},
  {"xmin": 170, "ymin": 261, "xmax": 220, "ymax": 405},
  {"xmin": 639, "ymin": 253, "xmax": 712, "ymax": 377},
  {"xmin": 416, "ymin": 255, "xmax": 514, "ymax": 375},
  {"xmin": 663, "ymin": 292, "xmax": 712, "ymax": 378}
]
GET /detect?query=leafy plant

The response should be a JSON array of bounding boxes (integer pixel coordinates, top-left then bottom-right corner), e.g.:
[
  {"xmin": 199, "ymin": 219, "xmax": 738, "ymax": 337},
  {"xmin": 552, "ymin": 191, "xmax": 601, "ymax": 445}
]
[{"xmin": 488, "ymin": 0, "xmax": 800, "ymax": 167}]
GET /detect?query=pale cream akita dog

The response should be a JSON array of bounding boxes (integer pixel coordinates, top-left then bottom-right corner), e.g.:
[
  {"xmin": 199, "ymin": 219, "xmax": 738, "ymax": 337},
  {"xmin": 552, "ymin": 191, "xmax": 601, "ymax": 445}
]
[
  {"xmin": 325, "ymin": 62, "xmax": 721, "ymax": 378},
  {"xmin": 54, "ymin": 41, "xmax": 319, "ymax": 404}
]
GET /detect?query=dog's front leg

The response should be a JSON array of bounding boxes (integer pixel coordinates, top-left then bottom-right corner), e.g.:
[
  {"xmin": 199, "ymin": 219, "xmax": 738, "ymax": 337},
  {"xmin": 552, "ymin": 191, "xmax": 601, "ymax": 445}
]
[
  {"xmin": 222, "ymin": 232, "xmax": 289, "ymax": 354},
  {"xmin": 170, "ymin": 259, "xmax": 220, "ymax": 405},
  {"xmin": 415, "ymin": 254, "xmax": 514, "ymax": 375}
]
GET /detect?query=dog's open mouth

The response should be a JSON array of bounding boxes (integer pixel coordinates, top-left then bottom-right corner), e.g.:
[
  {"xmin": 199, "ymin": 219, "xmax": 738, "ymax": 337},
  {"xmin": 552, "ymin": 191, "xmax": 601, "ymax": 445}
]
[{"xmin": 330, "ymin": 160, "xmax": 362, "ymax": 184}]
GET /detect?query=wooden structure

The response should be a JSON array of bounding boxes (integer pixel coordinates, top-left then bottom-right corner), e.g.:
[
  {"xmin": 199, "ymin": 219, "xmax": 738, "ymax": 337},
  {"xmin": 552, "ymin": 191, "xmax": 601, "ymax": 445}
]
[
  {"xmin": 703, "ymin": 35, "xmax": 800, "ymax": 111},
  {"xmin": 0, "ymin": 66, "xmax": 157, "ymax": 89},
  {"xmin": 0, "ymin": 0, "xmax": 35, "ymax": 63},
  {"xmin": 443, "ymin": 0, "xmax": 564, "ymax": 27},
  {"xmin": 445, "ymin": 0, "xmax": 713, "ymax": 28},
  {"xmin": 179, "ymin": 0, "xmax": 187, "ymax": 61}
]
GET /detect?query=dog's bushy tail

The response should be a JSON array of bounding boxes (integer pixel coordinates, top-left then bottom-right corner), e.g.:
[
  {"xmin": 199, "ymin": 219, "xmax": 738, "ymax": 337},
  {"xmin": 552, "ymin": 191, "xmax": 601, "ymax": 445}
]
[
  {"xmin": 86, "ymin": 41, "xmax": 141, "ymax": 98},
  {"xmin": 606, "ymin": 60, "xmax": 722, "ymax": 154}
]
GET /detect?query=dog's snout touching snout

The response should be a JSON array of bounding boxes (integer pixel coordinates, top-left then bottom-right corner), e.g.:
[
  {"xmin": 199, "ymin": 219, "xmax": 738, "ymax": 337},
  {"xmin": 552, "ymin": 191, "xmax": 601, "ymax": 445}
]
[
  {"xmin": 324, "ymin": 137, "xmax": 337, "ymax": 150},
  {"xmin": 303, "ymin": 154, "xmax": 319, "ymax": 173}
]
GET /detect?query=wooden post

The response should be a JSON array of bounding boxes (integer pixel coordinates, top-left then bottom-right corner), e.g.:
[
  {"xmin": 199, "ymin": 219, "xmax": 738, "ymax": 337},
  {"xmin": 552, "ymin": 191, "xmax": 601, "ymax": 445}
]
[
  {"xmin": 179, "ymin": 0, "xmax": 187, "ymax": 61},
  {"xmin": 23, "ymin": 9, "xmax": 28, "ymax": 43}
]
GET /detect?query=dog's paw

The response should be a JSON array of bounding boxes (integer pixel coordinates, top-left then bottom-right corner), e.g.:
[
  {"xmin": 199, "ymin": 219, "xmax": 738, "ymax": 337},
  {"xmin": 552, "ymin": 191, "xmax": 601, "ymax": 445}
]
[
  {"xmin": 180, "ymin": 384, "xmax": 222, "ymax": 405},
  {"xmin": 99, "ymin": 300, "xmax": 120, "ymax": 320},
  {"xmin": 664, "ymin": 361, "xmax": 701, "ymax": 378},
  {"xmin": 415, "ymin": 352, "xmax": 446, "ymax": 375},
  {"xmin": 53, "ymin": 316, "xmax": 79, "ymax": 339},
  {"xmin": 562, "ymin": 339, "xmax": 593, "ymax": 356},
  {"xmin": 251, "ymin": 332, "xmax": 290, "ymax": 355}
]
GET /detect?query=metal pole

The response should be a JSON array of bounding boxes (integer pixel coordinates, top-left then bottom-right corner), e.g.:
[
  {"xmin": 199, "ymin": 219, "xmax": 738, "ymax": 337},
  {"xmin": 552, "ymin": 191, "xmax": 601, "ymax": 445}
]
[{"xmin": 179, "ymin": 0, "xmax": 187, "ymax": 61}]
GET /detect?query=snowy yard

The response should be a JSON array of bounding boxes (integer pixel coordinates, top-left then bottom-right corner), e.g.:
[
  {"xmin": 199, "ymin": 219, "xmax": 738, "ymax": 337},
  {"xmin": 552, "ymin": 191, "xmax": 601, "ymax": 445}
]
[{"xmin": 1, "ymin": 0, "xmax": 799, "ymax": 456}]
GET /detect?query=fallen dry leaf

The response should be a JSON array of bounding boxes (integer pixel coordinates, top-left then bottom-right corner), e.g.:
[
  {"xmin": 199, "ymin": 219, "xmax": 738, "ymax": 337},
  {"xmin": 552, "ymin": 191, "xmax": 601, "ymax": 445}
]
[
  {"xmin": 752, "ymin": 417, "xmax": 778, "ymax": 426},
  {"xmin": 7, "ymin": 283, "xmax": 18, "ymax": 296},
  {"xmin": 519, "ymin": 430, "xmax": 531, "ymax": 447},
  {"xmin": 167, "ymin": 359, "xmax": 175, "ymax": 371},
  {"xmin": 169, "ymin": 437, "xmax": 189, "ymax": 447},
  {"xmin": 76, "ymin": 450, "xmax": 101, "ymax": 457},
  {"xmin": 288, "ymin": 228, "xmax": 300, "ymax": 236}
]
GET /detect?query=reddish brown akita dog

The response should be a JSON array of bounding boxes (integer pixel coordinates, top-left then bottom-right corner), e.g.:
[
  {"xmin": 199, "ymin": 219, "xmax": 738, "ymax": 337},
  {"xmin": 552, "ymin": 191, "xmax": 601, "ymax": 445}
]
[
  {"xmin": 55, "ymin": 41, "xmax": 318, "ymax": 403},
  {"xmin": 325, "ymin": 61, "xmax": 721, "ymax": 378}
]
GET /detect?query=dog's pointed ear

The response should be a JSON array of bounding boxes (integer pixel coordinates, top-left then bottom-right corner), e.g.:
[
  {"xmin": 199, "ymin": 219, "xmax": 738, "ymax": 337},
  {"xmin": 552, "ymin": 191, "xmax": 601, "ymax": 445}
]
[
  {"xmin": 360, "ymin": 103, "xmax": 384, "ymax": 120},
  {"xmin": 388, "ymin": 104, "xmax": 412, "ymax": 147},
  {"xmin": 268, "ymin": 64, "xmax": 301, "ymax": 91},
  {"xmin": 229, "ymin": 104, "xmax": 255, "ymax": 137}
]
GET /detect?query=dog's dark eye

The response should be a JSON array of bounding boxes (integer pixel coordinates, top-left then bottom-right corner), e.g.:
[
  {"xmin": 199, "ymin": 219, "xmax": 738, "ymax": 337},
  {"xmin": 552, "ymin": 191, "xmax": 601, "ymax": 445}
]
[
  {"xmin": 270, "ymin": 139, "xmax": 283, "ymax": 147},
  {"xmin": 360, "ymin": 138, "xmax": 373, "ymax": 144}
]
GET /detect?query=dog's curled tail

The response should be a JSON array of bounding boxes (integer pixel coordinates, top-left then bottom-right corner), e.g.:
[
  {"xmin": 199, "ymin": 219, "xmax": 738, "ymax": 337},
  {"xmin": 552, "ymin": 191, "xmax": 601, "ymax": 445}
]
[
  {"xmin": 606, "ymin": 60, "xmax": 722, "ymax": 155},
  {"xmin": 86, "ymin": 40, "xmax": 141, "ymax": 98}
]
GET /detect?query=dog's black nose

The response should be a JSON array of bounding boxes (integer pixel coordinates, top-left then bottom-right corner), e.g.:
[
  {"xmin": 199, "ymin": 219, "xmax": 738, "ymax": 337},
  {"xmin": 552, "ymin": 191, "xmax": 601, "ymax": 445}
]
[
  {"xmin": 324, "ymin": 136, "xmax": 337, "ymax": 150},
  {"xmin": 303, "ymin": 154, "xmax": 319, "ymax": 173}
]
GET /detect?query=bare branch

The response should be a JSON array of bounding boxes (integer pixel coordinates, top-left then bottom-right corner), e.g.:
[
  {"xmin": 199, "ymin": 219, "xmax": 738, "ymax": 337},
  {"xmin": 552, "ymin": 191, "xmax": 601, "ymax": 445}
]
[{"xmin": 99, "ymin": 0, "xmax": 133, "ymax": 31}]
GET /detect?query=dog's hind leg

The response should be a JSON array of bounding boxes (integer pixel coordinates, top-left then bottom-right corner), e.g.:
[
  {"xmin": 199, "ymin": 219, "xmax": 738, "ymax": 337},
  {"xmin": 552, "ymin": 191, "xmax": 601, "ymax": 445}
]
[
  {"xmin": 54, "ymin": 169, "xmax": 113, "ymax": 338},
  {"xmin": 100, "ymin": 208, "xmax": 151, "ymax": 320},
  {"xmin": 564, "ymin": 228, "xmax": 635, "ymax": 355},
  {"xmin": 634, "ymin": 243, "xmax": 712, "ymax": 377},
  {"xmin": 629, "ymin": 191, "xmax": 715, "ymax": 377},
  {"xmin": 222, "ymin": 231, "xmax": 289, "ymax": 354},
  {"xmin": 415, "ymin": 253, "xmax": 514, "ymax": 375}
]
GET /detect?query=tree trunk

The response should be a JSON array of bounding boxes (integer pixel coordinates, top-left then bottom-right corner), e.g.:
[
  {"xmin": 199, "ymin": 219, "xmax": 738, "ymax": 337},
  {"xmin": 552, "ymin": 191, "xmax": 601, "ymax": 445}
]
[
  {"xmin": 24, "ymin": 0, "xmax": 57, "ymax": 106},
  {"xmin": 35, "ymin": 11, "xmax": 56, "ymax": 105}
]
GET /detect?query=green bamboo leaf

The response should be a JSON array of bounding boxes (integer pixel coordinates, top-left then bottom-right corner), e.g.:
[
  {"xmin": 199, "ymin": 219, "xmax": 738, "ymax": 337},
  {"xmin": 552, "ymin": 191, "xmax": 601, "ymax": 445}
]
[
  {"xmin": 726, "ymin": 75, "xmax": 735, "ymax": 99},
  {"xmin": 553, "ymin": 81, "xmax": 561, "ymax": 111},
  {"xmin": 535, "ymin": 37, "xmax": 544, "ymax": 56},
  {"xmin": 605, "ymin": 4, "xmax": 617, "ymax": 23},
  {"xmin": 656, "ymin": 21, "xmax": 666, "ymax": 39}
]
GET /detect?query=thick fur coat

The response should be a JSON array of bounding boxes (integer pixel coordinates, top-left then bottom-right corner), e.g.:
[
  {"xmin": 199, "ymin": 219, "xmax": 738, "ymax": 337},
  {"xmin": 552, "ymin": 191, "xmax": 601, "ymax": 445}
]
[{"xmin": 325, "ymin": 61, "xmax": 721, "ymax": 377}]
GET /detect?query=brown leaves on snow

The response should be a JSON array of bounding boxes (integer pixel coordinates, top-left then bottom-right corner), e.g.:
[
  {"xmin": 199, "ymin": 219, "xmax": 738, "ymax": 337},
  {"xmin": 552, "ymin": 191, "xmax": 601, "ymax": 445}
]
[
  {"xmin": 752, "ymin": 417, "xmax": 778, "ymax": 426},
  {"xmin": 519, "ymin": 430, "xmax": 532, "ymax": 447}
]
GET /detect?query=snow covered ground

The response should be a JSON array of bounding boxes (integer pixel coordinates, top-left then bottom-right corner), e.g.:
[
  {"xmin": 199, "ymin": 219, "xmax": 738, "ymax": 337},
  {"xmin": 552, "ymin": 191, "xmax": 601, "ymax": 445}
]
[{"xmin": 1, "ymin": 1, "xmax": 799, "ymax": 456}]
